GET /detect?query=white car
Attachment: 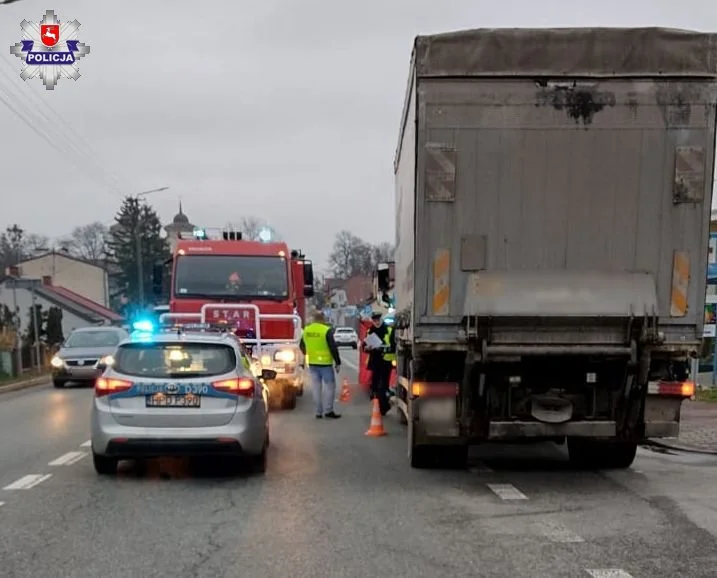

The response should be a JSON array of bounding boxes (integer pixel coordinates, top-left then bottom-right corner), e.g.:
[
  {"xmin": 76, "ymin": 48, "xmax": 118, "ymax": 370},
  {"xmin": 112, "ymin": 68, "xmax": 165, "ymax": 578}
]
[{"xmin": 333, "ymin": 327, "xmax": 358, "ymax": 349}]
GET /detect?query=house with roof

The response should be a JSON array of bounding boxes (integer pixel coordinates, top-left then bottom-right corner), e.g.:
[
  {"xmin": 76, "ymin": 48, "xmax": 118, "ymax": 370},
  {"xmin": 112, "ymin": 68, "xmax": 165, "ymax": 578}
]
[
  {"xmin": 0, "ymin": 276, "xmax": 123, "ymax": 339},
  {"xmin": 13, "ymin": 250, "xmax": 110, "ymax": 307}
]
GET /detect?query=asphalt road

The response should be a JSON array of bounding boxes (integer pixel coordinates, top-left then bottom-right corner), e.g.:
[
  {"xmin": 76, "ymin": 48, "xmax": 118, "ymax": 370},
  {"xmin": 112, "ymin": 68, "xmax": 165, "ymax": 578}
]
[{"xmin": 2, "ymin": 350, "xmax": 717, "ymax": 577}]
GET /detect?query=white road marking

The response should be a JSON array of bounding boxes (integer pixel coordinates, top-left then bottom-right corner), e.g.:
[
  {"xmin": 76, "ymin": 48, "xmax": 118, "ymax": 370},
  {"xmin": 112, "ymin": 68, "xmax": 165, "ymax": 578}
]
[
  {"xmin": 586, "ymin": 571, "xmax": 634, "ymax": 578},
  {"xmin": 0, "ymin": 501, "xmax": 4, "ymax": 507},
  {"xmin": 470, "ymin": 461, "xmax": 494, "ymax": 474},
  {"xmin": 80, "ymin": 440, "xmax": 91, "ymax": 447},
  {"xmin": 3, "ymin": 474, "xmax": 52, "ymax": 490},
  {"xmin": 342, "ymin": 358, "xmax": 358, "ymax": 371},
  {"xmin": 65, "ymin": 452, "xmax": 87, "ymax": 466},
  {"xmin": 487, "ymin": 483, "xmax": 528, "ymax": 500},
  {"xmin": 49, "ymin": 451, "xmax": 85, "ymax": 466},
  {"xmin": 539, "ymin": 522, "xmax": 584, "ymax": 543}
]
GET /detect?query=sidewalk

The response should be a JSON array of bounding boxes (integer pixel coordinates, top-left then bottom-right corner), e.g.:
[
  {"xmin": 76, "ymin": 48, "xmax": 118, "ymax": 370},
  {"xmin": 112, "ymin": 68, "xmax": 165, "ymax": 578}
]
[{"xmin": 650, "ymin": 400, "xmax": 717, "ymax": 453}]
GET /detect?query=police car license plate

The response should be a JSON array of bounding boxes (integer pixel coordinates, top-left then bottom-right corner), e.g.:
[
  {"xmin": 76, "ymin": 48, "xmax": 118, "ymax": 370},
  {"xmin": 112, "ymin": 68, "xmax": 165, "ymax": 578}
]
[{"xmin": 146, "ymin": 394, "xmax": 201, "ymax": 408}]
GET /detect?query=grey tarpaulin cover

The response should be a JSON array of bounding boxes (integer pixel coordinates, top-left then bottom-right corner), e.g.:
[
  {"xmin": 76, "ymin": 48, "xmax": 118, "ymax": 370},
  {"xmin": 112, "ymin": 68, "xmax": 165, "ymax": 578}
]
[{"xmin": 413, "ymin": 27, "xmax": 717, "ymax": 77}]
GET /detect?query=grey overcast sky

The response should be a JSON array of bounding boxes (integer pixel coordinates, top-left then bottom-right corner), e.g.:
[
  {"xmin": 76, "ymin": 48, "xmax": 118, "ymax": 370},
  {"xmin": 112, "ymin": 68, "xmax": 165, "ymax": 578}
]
[{"xmin": 1, "ymin": 0, "xmax": 716, "ymax": 270}]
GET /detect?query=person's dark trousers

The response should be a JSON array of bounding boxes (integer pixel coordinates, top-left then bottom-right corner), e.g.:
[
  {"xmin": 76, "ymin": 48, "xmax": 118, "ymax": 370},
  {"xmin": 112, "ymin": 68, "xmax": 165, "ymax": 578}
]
[{"xmin": 370, "ymin": 362, "xmax": 392, "ymax": 415}]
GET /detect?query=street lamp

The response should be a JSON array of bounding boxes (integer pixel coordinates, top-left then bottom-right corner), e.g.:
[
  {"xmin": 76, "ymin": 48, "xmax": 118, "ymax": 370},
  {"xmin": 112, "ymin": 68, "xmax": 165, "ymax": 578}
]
[{"xmin": 133, "ymin": 187, "xmax": 169, "ymax": 308}]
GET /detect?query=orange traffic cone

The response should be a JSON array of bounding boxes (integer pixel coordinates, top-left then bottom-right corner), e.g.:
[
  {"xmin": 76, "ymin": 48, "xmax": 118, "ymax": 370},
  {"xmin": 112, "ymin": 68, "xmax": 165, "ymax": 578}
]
[
  {"xmin": 339, "ymin": 378, "xmax": 352, "ymax": 403},
  {"xmin": 364, "ymin": 397, "xmax": 387, "ymax": 437}
]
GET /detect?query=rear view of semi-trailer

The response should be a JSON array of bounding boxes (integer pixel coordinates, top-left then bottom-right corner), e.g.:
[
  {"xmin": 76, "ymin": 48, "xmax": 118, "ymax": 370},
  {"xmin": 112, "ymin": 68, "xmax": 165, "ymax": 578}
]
[{"xmin": 392, "ymin": 27, "xmax": 717, "ymax": 469}]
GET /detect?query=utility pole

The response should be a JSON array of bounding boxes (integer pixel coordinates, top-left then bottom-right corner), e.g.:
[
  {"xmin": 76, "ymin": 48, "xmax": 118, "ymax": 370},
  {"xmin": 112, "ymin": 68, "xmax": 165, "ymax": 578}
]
[
  {"xmin": 133, "ymin": 186, "xmax": 169, "ymax": 309},
  {"xmin": 10, "ymin": 277, "xmax": 21, "ymax": 377},
  {"xmin": 30, "ymin": 285, "xmax": 41, "ymax": 371}
]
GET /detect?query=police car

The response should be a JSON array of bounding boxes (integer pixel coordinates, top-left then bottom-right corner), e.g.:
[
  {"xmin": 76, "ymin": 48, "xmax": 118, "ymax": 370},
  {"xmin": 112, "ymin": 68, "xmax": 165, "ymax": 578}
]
[{"xmin": 90, "ymin": 320, "xmax": 274, "ymax": 475}]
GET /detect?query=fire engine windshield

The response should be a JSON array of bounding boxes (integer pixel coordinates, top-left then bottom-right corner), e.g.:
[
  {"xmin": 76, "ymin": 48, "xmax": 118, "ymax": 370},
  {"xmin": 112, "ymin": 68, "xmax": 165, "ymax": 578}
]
[{"xmin": 174, "ymin": 255, "xmax": 289, "ymax": 299}]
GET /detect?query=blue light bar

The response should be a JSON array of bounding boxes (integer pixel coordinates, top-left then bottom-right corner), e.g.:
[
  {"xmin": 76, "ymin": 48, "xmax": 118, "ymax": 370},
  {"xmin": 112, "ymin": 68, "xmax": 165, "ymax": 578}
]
[{"xmin": 132, "ymin": 319, "xmax": 154, "ymax": 332}]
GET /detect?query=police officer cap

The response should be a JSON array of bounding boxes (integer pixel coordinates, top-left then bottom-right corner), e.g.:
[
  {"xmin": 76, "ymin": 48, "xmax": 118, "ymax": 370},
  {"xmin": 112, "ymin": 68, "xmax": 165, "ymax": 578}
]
[{"xmin": 371, "ymin": 312, "xmax": 382, "ymax": 320}]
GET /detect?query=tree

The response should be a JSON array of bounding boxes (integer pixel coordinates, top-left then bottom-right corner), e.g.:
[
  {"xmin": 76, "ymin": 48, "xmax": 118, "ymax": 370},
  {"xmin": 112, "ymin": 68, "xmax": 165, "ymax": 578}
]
[
  {"xmin": 106, "ymin": 196, "xmax": 169, "ymax": 310},
  {"xmin": 45, "ymin": 307, "xmax": 64, "ymax": 346},
  {"xmin": 0, "ymin": 224, "xmax": 26, "ymax": 269},
  {"xmin": 328, "ymin": 230, "xmax": 395, "ymax": 278},
  {"xmin": 23, "ymin": 302, "xmax": 44, "ymax": 345},
  {"xmin": 62, "ymin": 221, "xmax": 108, "ymax": 263},
  {"xmin": 311, "ymin": 272, "xmax": 328, "ymax": 309},
  {"xmin": 328, "ymin": 230, "xmax": 364, "ymax": 278}
]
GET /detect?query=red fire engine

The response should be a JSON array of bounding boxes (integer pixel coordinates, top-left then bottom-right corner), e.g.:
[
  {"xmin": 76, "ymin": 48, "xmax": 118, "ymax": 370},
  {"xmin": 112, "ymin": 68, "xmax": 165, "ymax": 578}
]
[{"xmin": 153, "ymin": 227, "xmax": 314, "ymax": 410}]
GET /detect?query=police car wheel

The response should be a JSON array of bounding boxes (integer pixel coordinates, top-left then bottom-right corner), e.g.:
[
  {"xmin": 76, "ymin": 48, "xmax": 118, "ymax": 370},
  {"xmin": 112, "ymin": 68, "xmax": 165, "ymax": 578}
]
[
  {"xmin": 92, "ymin": 452, "xmax": 118, "ymax": 475},
  {"xmin": 250, "ymin": 436, "xmax": 269, "ymax": 474}
]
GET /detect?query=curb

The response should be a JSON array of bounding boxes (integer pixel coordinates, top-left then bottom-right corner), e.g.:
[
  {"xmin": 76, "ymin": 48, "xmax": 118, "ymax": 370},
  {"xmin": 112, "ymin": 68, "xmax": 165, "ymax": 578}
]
[
  {"xmin": 0, "ymin": 375, "xmax": 50, "ymax": 395},
  {"xmin": 643, "ymin": 439, "xmax": 717, "ymax": 456}
]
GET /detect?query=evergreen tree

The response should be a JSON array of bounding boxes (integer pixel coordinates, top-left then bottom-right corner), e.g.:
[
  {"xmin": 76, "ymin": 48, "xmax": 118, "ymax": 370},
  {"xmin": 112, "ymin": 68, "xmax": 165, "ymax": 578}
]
[
  {"xmin": 106, "ymin": 196, "xmax": 169, "ymax": 308},
  {"xmin": 45, "ymin": 307, "xmax": 64, "ymax": 346},
  {"xmin": 24, "ymin": 303, "xmax": 44, "ymax": 345}
]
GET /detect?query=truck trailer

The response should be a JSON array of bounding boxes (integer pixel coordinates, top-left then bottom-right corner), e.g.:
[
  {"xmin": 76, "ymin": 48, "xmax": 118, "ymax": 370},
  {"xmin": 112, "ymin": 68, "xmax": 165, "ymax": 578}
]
[{"xmin": 392, "ymin": 27, "xmax": 717, "ymax": 469}]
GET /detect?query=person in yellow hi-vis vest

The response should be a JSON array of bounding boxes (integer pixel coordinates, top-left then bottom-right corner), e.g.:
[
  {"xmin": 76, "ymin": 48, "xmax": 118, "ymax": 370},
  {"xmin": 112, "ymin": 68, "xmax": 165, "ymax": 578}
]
[{"xmin": 299, "ymin": 311, "xmax": 342, "ymax": 419}]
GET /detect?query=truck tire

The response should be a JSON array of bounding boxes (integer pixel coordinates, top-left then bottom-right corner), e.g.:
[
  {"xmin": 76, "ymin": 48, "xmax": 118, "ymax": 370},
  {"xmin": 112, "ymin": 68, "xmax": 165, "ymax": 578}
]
[
  {"xmin": 408, "ymin": 421, "xmax": 468, "ymax": 469},
  {"xmin": 567, "ymin": 438, "xmax": 637, "ymax": 470}
]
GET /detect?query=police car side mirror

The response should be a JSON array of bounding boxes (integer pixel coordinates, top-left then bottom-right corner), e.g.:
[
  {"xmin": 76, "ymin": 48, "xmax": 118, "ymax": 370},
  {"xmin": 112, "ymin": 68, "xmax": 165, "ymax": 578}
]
[{"xmin": 261, "ymin": 369, "xmax": 277, "ymax": 381}]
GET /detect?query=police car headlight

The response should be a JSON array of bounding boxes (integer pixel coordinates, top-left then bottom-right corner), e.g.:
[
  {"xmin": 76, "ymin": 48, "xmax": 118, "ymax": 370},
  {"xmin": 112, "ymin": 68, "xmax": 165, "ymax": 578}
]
[
  {"xmin": 50, "ymin": 356, "xmax": 64, "ymax": 368},
  {"xmin": 274, "ymin": 349, "xmax": 295, "ymax": 363}
]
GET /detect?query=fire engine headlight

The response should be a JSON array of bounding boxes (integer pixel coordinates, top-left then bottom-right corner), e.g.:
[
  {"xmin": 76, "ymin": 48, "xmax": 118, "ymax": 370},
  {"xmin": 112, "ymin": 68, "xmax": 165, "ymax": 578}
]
[{"xmin": 274, "ymin": 349, "xmax": 295, "ymax": 363}]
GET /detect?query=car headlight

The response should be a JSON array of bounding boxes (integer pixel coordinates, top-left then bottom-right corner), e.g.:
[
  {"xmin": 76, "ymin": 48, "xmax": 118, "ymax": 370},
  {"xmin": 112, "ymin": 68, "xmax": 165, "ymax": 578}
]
[
  {"xmin": 50, "ymin": 356, "xmax": 64, "ymax": 368},
  {"xmin": 274, "ymin": 349, "xmax": 295, "ymax": 363},
  {"xmin": 260, "ymin": 355, "xmax": 272, "ymax": 366},
  {"xmin": 98, "ymin": 355, "xmax": 115, "ymax": 367}
]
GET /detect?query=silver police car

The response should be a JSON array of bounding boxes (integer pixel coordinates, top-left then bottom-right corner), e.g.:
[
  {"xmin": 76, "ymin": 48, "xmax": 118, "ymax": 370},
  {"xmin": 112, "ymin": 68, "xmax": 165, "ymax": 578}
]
[{"xmin": 90, "ymin": 326, "xmax": 273, "ymax": 475}]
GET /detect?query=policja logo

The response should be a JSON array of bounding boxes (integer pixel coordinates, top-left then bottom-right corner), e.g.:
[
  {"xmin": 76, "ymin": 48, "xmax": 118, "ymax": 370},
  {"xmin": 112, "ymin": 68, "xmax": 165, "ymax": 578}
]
[{"xmin": 9, "ymin": 9, "xmax": 90, "ymax": 90}]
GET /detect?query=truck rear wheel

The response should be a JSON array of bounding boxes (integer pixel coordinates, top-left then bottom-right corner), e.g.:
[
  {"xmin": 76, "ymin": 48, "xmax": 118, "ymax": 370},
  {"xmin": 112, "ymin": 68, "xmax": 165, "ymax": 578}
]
[
  {"xmin": 567, "ymin": 438, "xmax": 637, "ymax": 470},
  {"xmin": 408, "ymin": 422, "xmax": 468, "ymax": 469}
]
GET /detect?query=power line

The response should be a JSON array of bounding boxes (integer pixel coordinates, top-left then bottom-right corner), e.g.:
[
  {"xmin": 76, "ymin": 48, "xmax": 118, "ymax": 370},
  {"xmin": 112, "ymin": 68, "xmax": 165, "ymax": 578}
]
[
  {"xmin": 0, "ymin": 56, "xmax": 137, "ymax": 196},
  {"xmin": 0, "ymin": 54, "xmax": 137, "ymax": 193}
]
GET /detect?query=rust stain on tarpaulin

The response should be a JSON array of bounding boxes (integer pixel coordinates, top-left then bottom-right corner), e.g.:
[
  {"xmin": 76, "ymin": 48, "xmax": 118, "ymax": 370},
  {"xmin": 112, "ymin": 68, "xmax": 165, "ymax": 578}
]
[{"xmin": 535, "ymin": 84, "xmax": 616, "ymax": 126}]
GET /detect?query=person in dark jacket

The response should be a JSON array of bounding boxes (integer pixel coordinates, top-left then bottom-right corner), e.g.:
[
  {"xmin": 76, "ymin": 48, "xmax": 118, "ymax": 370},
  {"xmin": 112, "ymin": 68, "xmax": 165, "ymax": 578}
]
[{"xmin": 363, "ymin": 312, "xmax": 396, "ymax": 416}]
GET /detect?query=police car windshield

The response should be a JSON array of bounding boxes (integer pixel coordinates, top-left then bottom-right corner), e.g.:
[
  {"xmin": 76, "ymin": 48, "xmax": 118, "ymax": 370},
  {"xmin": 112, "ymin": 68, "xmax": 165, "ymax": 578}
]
[
  {"xmin": 65, "ymin": 330, "xmax": 121, "ymax": 348},
  {"xmin": 174, "ymin": 255, "xmax": 289, "ymax": 299},
  {"xmin": 114, "ymin": 343, "xmax": 237, "ymax": 378}
]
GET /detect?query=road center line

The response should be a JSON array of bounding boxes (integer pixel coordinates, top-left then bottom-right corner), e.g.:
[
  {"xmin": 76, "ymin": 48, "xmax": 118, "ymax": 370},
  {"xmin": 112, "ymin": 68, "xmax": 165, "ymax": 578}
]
[
  {"xmin": 49, "ymin": 451, "xmax": 85, "ymax": 466},
  {"xmin": 487, "ymin": 483, "xmax": 528, "ymax": 500},
  {"xmin": 586, "ymin": 571, "xmax": 634, "ymax": 578},
  {"xmin": 80, "ymin": 440, "xmax": 91, "ymax": 447},
  {"xmin": 3, "ymin": 474, "xmax": 52, "ymax": 490}
]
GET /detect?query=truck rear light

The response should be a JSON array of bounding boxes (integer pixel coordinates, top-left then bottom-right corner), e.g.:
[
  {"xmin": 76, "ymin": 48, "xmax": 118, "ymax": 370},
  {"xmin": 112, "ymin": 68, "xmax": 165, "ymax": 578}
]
[
  {"xmin": 411, "ymin": 382, "xmax": 458, "ymax": 397},
  {"xmin": 647, "ymin": 380, "xmax": 694, "ymax": 397},
  {"xmin": 95, "ymin": 378, "xmax": 133, "ymax": 397},
  {"xmin": 213, "ymin": 378, "xmax": 255, "ymax": 396}
]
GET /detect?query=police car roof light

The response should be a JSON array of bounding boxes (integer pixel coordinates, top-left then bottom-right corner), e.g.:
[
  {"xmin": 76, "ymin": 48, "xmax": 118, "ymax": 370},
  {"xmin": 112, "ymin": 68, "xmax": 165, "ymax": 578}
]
[{"xmin": 132, "ymin": 319, "xmax": 155, "ymax": 333}]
